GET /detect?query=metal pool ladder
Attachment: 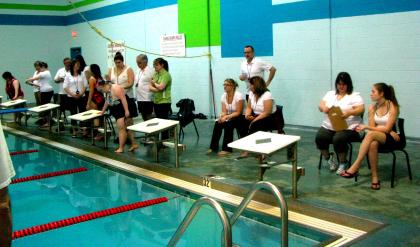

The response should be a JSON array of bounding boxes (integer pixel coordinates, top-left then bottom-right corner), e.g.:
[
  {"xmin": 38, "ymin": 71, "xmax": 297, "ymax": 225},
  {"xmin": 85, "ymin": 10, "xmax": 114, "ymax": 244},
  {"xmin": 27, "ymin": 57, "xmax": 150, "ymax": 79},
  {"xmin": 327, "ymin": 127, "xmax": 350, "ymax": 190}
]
[
  {"xmin": 230, "ymin": 181, "xmax": 288, "ymax": 247},
  {"xmin": 167, "ymin": 197, "xmax": 232, "ymax": 247},
  {"xmin": 168, "ymin": 181, "xmax": 288, "ymax": 247}
]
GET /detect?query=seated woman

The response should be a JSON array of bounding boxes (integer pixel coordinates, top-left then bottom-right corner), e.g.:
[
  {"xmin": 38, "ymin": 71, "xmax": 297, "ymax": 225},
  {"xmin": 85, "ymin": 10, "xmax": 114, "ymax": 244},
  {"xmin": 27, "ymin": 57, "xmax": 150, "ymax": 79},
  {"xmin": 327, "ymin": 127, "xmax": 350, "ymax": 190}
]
[
  {"xmin": 207, "ymin": 79, "xmax": 244, "ymax": 156},
  {"xmin": 341, "ymin": 83, "xmax": 400, "ymax": 190},
  {"xmin": 241, "ymin": 76, "xmax": 277, "ymax": 157},
  {"xmin": 86, "ymin": 64, "xmax": 105, "ymax": 140},
  {"xmin": 2, "ymin": 71, "xmax": 24, "ymax": 123},
  {"xmin": 315, "ymin": 72, "xmax": 365, "ymax": 174},
  {"xmin": 97, "ymin": 80, "xmax": 138, "ymax": 153}
]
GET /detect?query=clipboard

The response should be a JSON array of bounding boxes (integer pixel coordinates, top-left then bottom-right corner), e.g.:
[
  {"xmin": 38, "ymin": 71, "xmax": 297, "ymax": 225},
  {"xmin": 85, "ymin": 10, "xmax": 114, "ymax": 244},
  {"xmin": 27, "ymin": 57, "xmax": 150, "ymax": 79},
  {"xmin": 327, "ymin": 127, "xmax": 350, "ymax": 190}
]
[{"xmin": 328, "ymin": 106, "xmax": 348, "ymax": 131}]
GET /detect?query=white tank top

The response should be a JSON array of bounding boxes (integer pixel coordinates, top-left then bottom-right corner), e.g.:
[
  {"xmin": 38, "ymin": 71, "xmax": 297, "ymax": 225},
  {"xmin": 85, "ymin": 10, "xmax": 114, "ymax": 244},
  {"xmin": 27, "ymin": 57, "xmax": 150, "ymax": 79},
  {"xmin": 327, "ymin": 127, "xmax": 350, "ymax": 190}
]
[
  {"xmin": 374, "ymin": 102, "xmax": 390, "ymax": 126},
  {"xmin": 110, "ymin": 66, "xmax": 133, "ymax": 98}
]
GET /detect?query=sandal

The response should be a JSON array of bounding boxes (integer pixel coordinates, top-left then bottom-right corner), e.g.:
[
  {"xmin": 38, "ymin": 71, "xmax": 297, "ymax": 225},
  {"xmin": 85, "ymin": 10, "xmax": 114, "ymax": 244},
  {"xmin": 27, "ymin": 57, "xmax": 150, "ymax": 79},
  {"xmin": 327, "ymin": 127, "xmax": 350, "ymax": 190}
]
[
  {"xmin": 340, "ymin": 170, "xmax": 359, "ymax": 179},
  {"xmin": 371, "ymin": 181, "xmax": 381, "ymax": 190}
]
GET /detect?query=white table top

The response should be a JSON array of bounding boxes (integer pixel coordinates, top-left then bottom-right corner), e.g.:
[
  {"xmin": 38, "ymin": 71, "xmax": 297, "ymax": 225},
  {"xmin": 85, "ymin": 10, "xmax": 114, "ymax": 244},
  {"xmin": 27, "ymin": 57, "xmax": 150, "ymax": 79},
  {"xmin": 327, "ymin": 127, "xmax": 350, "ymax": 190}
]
[
  {"xmin": 28, "ymin": 103, "xmax": 60, "ymax": 113},
  {"xmin": 68, "ymin": 110, "xmax": 103, "ymax": 121},
  {"xmin": 0, "ymin": 99, "xmax": 26, "ymax": 107},
  {"xmin": 127, "ymin": 118, "xmax": 179, "ymax": 134},
  {"xmin": 228, "ymin": 131, "xmax": 301, "ymax": 155}
]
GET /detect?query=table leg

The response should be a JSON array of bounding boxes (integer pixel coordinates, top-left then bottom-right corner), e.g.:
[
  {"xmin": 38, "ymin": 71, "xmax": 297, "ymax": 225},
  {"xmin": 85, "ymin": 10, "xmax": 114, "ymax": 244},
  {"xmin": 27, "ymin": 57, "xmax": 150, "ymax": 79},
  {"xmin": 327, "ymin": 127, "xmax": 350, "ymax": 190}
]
[
  {"xmin": 292, "ymin": 143, "xmax": 298, "ymax": 199},
  {"xmin": 104, "ymin": 115, "xmax": 108, "ymax": 149},
  {"xmin": 56, "ymin": 108, "xmax": 60, "ymax": 133},
  {"xmin": 154, "ymin": 134, "xmax": 159, "ymax": 163},
  {"xmin": 49, "ymin": 110, "xmax": 52, "ymax": 132},
  {"xmin": 91, "ymin": 120, "xmax": 95, "ymax": 145},
  {"xmin": 174, "ymin": 125, "xmax": 179, "ymax": 168}
]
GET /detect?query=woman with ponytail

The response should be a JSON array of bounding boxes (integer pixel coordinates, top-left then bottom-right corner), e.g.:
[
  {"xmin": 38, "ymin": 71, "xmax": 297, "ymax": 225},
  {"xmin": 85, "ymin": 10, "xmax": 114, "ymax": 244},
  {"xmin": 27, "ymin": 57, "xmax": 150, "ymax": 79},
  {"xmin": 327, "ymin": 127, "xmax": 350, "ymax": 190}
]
[{"xmin": 341, "ymin": 83, "xmax": 400, "ymax": 190}]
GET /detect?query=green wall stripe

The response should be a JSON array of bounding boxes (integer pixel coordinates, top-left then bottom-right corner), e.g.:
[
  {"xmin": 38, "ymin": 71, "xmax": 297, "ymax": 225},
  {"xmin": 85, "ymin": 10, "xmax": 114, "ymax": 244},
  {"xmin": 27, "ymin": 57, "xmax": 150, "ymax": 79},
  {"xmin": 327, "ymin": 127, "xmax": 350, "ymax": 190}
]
[
  {"xmin": 178, "ymin": 0, "xmax": 220, "ymax": 48},
  {"xmin": 0, "ymin": 0, "xmax": 104, "ymax": 11}
]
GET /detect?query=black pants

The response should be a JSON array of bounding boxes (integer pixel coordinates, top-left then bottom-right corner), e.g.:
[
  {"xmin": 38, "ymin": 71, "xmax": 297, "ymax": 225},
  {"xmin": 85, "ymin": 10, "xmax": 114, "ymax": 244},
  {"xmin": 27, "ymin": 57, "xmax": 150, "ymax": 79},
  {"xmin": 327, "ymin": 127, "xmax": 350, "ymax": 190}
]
[
  {"xmin": 40, "ymin": 91, "xmax": 54, "ymax": 119},
  {"xmin": 315, "ymin": 127, "xmax": 361, "ymax": 154},
  {"xmin": 153, "ymin": 103, "xmax": 171, "ymax": 140},
  {"xmin": 137, "ymin": 101, "xmax": 154, "ymax": 121},
  {"xmin": 209, "ymin": 117, "xmax": 242, "ymax": 152},
  {"xmin": 0, "ymin": 187, "xmax": 12, "ymax": 247},
  {"xmin": 66, "ymin": 97, "xmax": 86, "ymax": 127},
  {"xmin": 242, "ymin": 114, "xmax": 275, "ymax": 136}
]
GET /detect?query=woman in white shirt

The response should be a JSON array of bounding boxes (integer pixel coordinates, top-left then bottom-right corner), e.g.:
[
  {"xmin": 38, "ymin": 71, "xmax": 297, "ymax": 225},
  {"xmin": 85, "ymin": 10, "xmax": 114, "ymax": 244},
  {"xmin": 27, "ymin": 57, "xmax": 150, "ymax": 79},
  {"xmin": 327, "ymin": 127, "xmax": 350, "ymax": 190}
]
[
  {"xmin": 341, "ymin": 83, "xmax": 400, "ymax": 190},
  {"xmin": 315, "ymin": 72, "xmax": 365, "ymax": 174},
  {"xmin": 26, "ymin": 62, "xmax": 54, "ymax": 127},
  {"xmin": 207, "ymin": 79, "xmax": 244, "ymax": 156},
  {"xmin": 64, "ymin": 59, "xmax": 87, "ymax": 137},
  {"xmin": 135, "ymin": 54, "xmax": 154, "ymax": 121}
]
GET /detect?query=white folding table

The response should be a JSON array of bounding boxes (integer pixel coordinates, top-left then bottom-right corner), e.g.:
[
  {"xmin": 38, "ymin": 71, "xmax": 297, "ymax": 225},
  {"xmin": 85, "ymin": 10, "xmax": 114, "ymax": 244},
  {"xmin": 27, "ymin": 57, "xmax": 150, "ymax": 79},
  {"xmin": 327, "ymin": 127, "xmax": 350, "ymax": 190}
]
[
  {"xmin": 228, "ymin": 131, "xmax": 301, "ymax": 198},
  {"xmin": 128, "ymin": 118, "xmax": 180, "ymax": 167},
  {"xmin": 68, "ymin": 110, "xmax": 108, "ymax": 148}
]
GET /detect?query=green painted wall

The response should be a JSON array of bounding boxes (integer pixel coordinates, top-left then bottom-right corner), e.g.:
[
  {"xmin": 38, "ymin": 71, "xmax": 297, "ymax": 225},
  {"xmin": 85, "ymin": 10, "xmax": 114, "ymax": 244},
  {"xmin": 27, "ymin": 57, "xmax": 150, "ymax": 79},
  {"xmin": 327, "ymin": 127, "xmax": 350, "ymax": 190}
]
[{"xmin": 178, "ymin": 0, "xmax": 220, "ymax": 48}]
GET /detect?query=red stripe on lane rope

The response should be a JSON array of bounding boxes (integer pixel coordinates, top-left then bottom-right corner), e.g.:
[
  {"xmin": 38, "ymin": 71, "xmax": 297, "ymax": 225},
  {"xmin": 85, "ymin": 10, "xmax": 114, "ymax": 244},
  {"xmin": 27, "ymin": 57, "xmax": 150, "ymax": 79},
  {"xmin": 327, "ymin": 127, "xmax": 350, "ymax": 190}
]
[
  {"xmin": 12, "ymin": 197, "xmax": 169, "ymax": 239},
  {"xmin": 11, "ymin": 167, "xmax": 88, "ymax": 184},
  {"xmin": 10, "ymin": 149, "xmax": 39, "ymax": 156}
]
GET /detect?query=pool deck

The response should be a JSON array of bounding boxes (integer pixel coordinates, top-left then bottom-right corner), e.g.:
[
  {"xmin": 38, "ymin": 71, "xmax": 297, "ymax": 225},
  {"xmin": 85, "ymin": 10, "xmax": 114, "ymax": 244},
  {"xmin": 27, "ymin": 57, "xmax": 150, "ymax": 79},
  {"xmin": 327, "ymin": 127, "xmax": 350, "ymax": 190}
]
[{"xmin": 3, "ymin": 116, "xmax": 419, "ymax": 246}]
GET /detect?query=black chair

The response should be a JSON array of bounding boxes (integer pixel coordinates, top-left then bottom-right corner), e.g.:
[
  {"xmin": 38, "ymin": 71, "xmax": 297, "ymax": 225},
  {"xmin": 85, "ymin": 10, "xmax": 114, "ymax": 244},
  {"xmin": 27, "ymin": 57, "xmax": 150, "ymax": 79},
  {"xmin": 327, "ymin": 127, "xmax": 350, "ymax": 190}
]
[
  {"xmin": 270, "ymin": 105, "xmax": 285, "ymax": 134},
  {"xmin": 367, "ymin": 118, "xmax": 412, "ymax": 187},
  {"xmin": 168, "ymin": 98, "xmax": 199, "ymax": 141}
]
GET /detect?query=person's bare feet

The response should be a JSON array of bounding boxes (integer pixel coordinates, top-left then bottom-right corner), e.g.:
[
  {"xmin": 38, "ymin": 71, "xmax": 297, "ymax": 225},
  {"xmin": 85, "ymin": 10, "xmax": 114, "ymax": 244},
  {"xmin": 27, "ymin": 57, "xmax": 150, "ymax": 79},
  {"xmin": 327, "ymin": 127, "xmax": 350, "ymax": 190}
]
[
  {"xmin": 128, "ymin": 144, "xmax": 139, "ymax": 152},
  {"xmin": 115, "ymin": 148, "xmax": 124, "ymax": 153}
]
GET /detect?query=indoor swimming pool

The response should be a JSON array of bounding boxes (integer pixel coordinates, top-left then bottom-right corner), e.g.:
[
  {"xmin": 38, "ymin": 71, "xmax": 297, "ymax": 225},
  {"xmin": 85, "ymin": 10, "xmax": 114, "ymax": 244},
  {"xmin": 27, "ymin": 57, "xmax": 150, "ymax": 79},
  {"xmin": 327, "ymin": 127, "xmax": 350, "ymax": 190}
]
[{"xmin": 6, "ymin": 132, "xmax": 338, "ymax": 246}]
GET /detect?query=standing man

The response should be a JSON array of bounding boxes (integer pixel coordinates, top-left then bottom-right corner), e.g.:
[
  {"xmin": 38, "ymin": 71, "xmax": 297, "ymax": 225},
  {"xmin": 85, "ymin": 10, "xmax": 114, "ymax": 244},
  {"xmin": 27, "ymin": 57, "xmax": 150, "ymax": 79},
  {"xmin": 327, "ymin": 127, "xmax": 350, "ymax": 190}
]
[
  {"xmin": 0, "ymin": 122, "xmax": 16, "ymax": 247},
  {"xmin": 239, "ymin": 45, "xmax": 277, "ymax": 99},
  {"xmin": 54, "ymin": 57, "xmax": 71, "ymax": 129},
  {"xmin": 135, "ymin": 54, "xmax": 154, "ymax": 121}
]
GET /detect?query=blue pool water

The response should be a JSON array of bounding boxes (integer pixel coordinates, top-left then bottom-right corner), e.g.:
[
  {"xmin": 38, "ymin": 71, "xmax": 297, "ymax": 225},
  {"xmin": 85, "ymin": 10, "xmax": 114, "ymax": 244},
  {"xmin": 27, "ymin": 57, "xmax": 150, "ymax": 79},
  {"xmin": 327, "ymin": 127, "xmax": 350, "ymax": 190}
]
[{"xmin": 5, "ymin": 132, "xmax": 335, "ymax": 246}]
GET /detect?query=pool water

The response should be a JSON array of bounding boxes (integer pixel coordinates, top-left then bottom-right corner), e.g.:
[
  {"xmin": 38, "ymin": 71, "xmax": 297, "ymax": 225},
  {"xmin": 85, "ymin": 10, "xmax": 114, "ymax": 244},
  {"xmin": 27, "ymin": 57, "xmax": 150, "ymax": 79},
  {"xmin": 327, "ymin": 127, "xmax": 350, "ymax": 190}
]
[{"xmin": 6, "ymin": 132, "xmax": 334, "ymax": 246}]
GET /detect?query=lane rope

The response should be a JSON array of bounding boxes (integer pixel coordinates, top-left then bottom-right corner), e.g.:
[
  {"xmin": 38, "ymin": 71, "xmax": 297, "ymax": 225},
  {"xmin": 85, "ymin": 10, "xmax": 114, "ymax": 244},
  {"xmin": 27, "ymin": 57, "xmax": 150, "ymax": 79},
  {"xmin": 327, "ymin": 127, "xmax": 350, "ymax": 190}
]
[
  {"xmin": 10, "ymin": 149, "xmax": 39, "ymax": 156},
  {"xmin": 12, "ymin": 197, "xmax": 168, "ymax": 239},
  {"xmin": 11, "ymin": 167, "xmax": 88, "ymax": 184}
]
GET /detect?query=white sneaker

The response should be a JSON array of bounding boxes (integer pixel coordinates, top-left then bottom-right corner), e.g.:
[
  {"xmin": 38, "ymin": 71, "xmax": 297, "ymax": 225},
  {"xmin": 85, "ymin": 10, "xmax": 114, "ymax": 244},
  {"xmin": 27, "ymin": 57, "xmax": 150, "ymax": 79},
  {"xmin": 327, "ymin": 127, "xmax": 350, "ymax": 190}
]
[
  {"xmin": 328, "ymin": 155, "xmax": 337, "ymax": 171},
  {"xmin": 336, "ymin": 164, "xmax": 346, "ymax": 175}
]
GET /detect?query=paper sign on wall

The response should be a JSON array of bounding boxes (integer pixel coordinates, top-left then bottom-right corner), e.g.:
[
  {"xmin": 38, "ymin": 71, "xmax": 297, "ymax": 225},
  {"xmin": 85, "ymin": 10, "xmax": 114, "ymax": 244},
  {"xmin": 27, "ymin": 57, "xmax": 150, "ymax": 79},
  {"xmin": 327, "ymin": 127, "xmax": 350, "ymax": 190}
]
[
  {"xmin": 160, "ymin": 34, "xmax": 185, "ymax": 57},
  {"xmin": 107, "ymin": 41, "xmax": 125, "ymax": 67}
]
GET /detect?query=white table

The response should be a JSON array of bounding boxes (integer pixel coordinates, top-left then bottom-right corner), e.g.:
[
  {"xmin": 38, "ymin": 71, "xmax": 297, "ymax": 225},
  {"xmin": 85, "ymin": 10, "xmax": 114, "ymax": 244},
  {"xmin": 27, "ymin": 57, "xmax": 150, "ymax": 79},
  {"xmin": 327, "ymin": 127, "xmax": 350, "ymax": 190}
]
[
  {"xmin": 228, "ymin": 131, "xmax": 301, "ymax": 198},
  {"xmin": 28, "ymin": 103, "xmax": 60, "ymax": 132},
  {"xmin": 68, "ymin": 110, "xmax": 107, "ymax": 148},
  {"xmin": 128, "ymin": 118, "xmax": 180, "ymax": 167},
  {"xmin": 0, "ymin": 99, "xmax": 26, "ymax": 108},
  {"xmin": 0, "ymin": 99, "xmax": 27, "ymax": 122}
]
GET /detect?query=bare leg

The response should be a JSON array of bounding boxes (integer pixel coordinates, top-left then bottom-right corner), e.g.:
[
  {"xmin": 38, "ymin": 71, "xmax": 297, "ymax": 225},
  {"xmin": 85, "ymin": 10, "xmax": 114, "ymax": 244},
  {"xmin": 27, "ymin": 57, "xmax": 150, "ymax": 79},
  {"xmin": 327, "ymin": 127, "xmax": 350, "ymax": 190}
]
[
  {"xmin": 368, "ymin": 141, "xmax": 380, "ymax": 184},
  {"xmin": 126, "ymin": 118, "xmax": 138, "ymax": 152},
  {"xmin": 346, "ymin": 131, "xmax": 386, "ymax": 174},
  {"xmin": 115, "ymin": 118, "xmax": 127, "ymax": 153},
  {"xmin": 320, "ymin": 149, "xmax": 330, "ymax": 159},
  {"xmin": 338, "ymin": 152, "xmax": 347, "ymax": 164}
]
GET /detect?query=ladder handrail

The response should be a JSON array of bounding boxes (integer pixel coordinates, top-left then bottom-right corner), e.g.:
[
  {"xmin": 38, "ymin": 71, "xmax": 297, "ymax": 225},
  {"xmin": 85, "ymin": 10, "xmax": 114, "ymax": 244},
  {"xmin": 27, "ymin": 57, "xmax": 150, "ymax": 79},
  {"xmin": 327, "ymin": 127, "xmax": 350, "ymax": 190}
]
[
  {"xmin": 230, "ymin": 181, "xmax": 288, "ymax": 247},
  {"xmin": 167, "ymin": 197, "xmax": 232, "ymax": 247}
]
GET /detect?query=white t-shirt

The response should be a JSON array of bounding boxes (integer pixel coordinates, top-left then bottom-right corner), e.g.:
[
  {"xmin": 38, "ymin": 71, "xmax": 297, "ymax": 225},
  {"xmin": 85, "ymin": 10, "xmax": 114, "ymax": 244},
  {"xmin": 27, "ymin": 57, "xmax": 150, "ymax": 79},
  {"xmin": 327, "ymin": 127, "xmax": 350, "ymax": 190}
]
[
  {"xmin": 249, "ymin": 91, "xmax": 276, "ymax": 115},
  {"xmin": 54, "ymin": 67, "xmax": 69, "ymax": 94},
  {"xmin": 110, "ymin": 66, "xmax": 134, "ymax": 98},
  {"xmin": 321, "ymin": 90, "xmax": 364, "ymax": 130},
  {"xmin": 34, "ymin": 70, "xmax": 53, "ymax": 92},
  {"xmin": 135, "ymin": 65, "xmax": 153, "ymax": 102},
  {"xmin": 32, "ymin": 71, "xmax": 39, "ymax": 93},
  {"xmin": 0, "ymin": 122, "xmax": 15, "ymax": 189},
  {"xmin": 240, "ymin": 57, "xmax": 273, "ymax": 93},
  {"xmin": 221, "ymin": 91, "xmax": 244, "ymax": 114},
  {"xmin": 63, "ymin": 73, "xmax": 87, "ymax": 97}
]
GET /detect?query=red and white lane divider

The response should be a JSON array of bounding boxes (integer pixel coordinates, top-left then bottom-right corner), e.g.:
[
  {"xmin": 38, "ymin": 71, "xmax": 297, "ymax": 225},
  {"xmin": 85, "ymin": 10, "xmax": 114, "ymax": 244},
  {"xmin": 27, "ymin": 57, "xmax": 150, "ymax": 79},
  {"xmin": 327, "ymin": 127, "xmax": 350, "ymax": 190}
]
[
  {"xmin": 12, "ymin": 197, "xmax": 169, "ymax": 239},
  {"xmin": 11, "ymin": 167, "xmax": 88, "ymax": 184},
  {"xmin": 9, "ymin": 149, "xmax": 39, "ymax": 156}
]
